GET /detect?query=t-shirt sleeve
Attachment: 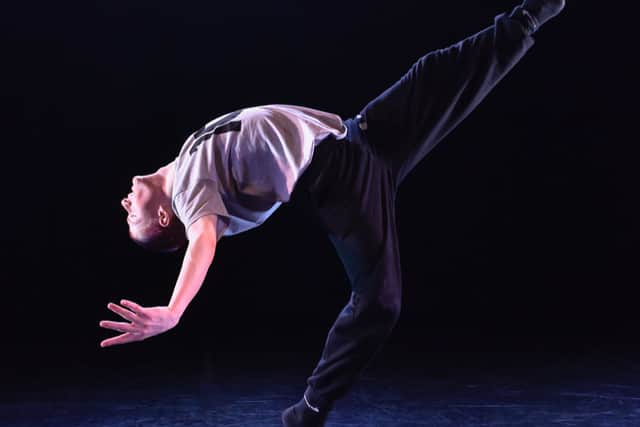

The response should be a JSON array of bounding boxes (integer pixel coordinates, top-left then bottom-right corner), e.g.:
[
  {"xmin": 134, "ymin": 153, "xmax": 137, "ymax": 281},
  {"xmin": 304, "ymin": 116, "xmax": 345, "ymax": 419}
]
[{"xmin": 172, "ymin": 179, "xmax": 229, "ymax": 232}]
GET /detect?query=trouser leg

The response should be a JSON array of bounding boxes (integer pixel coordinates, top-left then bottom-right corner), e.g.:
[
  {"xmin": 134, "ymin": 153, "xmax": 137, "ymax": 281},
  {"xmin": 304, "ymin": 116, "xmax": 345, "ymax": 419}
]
[
  {"xmin": 304, "ymin": 238, "xmax": 402, "ymax": 412},
  {"xmin": 358, "ymin": 8, "xmax": 536, "ymax": 185}
]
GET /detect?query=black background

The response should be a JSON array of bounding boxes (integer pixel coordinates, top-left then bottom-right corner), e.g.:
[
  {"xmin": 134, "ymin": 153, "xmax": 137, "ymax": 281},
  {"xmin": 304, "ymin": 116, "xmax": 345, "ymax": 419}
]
[{"xmin": 2, "ymin": 0, "xmax": 638, "ymax": 385}]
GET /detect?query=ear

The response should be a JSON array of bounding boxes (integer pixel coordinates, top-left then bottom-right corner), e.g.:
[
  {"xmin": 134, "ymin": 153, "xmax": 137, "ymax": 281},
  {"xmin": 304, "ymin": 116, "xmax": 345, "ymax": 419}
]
[{"xmin": 157, "ymin": 205, "xmax": 172, "ymax": 228}]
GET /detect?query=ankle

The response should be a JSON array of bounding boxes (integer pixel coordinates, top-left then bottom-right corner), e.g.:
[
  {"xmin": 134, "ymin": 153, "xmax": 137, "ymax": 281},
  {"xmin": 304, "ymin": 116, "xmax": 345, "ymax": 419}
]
[
  {"xmin": 517, "ymin": 0, "xmax": 566, "ymax": 33},
  {"xmin": 282, "ymin": 398, "xmax": 330, "ymax": 427}
]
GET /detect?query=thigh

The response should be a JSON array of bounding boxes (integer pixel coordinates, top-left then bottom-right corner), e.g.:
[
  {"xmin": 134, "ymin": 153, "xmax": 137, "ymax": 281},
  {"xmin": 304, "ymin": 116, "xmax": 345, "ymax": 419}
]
[
  {"xmin": 294, "ymin": 132, "xmax": 401, "ymax": 296},
  {"xmin": 359, "ymin": 11, "xmax": 534, "ymax": 184}
]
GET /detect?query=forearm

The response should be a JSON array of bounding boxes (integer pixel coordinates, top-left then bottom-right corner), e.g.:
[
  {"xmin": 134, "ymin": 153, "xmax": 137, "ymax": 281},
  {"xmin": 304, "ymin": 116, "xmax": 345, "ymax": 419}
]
[{"xmin": 168, "ymin": 233, "xmax": 217, "ymax": 320}]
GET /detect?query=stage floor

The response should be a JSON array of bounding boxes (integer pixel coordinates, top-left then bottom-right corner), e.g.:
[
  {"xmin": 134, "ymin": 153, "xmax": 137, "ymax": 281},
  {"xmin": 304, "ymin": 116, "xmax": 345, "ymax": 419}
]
[{"xmin": 3, "ymin": 349, "xmax": 640, "ymax": 426}]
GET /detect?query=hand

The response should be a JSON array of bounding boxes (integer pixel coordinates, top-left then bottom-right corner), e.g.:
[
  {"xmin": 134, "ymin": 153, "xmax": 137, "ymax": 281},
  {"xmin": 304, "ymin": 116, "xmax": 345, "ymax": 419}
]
[{"xmin": 99, "ymin": 299, "xmax": 179, "ymax": 348}]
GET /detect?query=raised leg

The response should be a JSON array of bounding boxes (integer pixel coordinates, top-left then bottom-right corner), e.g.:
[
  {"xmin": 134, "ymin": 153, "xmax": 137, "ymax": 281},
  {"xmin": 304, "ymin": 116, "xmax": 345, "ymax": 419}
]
[{"xmin": 358, "ymin": 5, "xmax": 557, "ymax": 185}]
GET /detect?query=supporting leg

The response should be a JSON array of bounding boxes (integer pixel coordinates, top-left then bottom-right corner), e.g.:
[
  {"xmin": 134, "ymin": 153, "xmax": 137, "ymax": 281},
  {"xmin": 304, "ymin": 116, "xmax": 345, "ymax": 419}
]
[{"xmin": 284, "ymin": 125, "xmax": 401, "ymax": 426}]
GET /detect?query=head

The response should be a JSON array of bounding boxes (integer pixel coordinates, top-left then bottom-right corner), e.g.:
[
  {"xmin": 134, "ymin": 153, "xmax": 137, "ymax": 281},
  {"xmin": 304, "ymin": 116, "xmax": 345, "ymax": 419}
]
[{"xmin": 121, "ymin": 173, "xmax": 187, "ymax": 253}]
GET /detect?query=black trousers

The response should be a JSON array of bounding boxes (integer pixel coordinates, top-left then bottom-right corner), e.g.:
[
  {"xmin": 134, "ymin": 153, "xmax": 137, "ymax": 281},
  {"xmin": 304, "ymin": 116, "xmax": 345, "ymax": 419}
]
[{"xmin": 290, "ymin": 9, "xmax": 535, "ymax": 412}]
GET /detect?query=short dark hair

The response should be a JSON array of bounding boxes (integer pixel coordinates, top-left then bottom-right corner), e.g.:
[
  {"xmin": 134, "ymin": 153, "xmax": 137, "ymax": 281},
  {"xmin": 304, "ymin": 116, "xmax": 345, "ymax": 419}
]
[{"xmin": 131, "ymin": 216, "xmax": 188, "ymax": 253}]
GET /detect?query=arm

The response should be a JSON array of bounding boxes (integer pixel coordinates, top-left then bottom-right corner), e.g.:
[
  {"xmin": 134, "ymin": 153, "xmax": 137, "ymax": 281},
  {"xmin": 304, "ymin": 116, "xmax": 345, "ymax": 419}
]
[
  {"xmin": 168, "ymin": 214, "xmax": 225, "ymax": 319},
  {"xmin": 99, "ymin": 214, "xmax": 226, "ymax": 348}
]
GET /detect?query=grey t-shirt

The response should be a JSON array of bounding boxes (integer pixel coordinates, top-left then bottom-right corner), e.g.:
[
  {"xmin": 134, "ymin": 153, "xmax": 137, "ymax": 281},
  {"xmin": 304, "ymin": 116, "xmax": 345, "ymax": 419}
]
[{"xmin": 172, "ymin": 104, "xmax": 347, "ymax": 237}]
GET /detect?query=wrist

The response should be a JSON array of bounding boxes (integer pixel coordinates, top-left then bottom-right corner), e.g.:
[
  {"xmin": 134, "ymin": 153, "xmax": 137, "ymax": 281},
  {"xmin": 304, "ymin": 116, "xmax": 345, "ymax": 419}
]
[{"xmin": 168, "ymin": 304, "xmax": 184, "ymax": 324}]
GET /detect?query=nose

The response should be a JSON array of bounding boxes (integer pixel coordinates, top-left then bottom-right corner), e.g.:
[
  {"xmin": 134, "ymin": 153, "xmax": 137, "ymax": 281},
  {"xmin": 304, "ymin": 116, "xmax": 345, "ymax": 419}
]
[{"xmin": 121, "ymin": 197, "xmax": 131, "ymax": 211}]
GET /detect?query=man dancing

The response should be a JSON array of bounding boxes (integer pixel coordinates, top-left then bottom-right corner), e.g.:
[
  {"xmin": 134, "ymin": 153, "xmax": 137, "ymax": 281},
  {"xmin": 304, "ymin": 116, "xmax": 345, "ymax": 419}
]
[{"xmin": 100, "ymin": 1, "xmax": 566, "ymax": 425}]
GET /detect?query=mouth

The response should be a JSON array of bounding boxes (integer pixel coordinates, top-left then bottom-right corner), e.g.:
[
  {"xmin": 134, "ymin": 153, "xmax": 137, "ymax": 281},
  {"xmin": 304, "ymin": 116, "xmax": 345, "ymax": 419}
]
[{"xmin": 126, "ymin": 214, "xmax": 137, "ymax": 225}]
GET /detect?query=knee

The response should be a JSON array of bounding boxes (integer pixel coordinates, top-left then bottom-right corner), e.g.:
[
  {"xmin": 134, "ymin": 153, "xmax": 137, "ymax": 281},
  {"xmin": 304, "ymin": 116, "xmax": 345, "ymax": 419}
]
[
  {"xmin": 361, "ymin": 291, "xmax": 402, "ymax": 327},
  {"xmin": 382, "ymin": 295, "xmax": 402, "ymax": 324}
]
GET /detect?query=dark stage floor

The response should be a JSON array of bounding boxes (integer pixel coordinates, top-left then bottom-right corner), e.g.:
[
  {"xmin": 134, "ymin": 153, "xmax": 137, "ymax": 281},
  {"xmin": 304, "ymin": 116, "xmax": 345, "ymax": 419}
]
[{"xmin": 3, "ymin": 348, "xmax": 640, "ymax": 426}]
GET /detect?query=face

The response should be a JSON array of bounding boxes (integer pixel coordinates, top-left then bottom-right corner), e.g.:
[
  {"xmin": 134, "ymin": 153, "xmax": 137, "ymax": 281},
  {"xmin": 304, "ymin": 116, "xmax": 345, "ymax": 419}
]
[{"xmin": 120, "ymin": 174, "xmax": 160, "ymax": 237}]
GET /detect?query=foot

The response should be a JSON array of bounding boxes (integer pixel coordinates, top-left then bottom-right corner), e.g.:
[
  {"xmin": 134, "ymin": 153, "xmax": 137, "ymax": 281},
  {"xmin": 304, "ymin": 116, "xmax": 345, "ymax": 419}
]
[
  {"xmin": 521, "ymin": 0, "xmax": 566, "ymax": 30},
  {"xmin": 281, "ymin": 398, "xmax": 329, "ymax": 427}
]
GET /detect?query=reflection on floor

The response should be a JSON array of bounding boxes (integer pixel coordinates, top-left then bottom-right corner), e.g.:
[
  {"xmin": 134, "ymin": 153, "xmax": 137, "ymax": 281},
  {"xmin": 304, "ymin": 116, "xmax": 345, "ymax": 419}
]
[{"xmin": 3, "ymin": 350, "xmax": 640, "ymax": 426}]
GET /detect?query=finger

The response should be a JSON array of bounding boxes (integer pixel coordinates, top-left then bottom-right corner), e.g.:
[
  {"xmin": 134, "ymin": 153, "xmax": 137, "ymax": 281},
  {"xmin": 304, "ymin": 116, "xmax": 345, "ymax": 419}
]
[
  {"xmin": 120, "ymin": 299, "xmax": 148, "ymax": 318},
  {"xmin": 99, "ymin": 320, "xmax": 138, "ymax": 333},
  {"xmin": 107, "ymin": 303, "xmax": 142, "ymax": 323},
  {"xmin": 100, "ymin": 332, "xmax": 139, "ymax": 348}
]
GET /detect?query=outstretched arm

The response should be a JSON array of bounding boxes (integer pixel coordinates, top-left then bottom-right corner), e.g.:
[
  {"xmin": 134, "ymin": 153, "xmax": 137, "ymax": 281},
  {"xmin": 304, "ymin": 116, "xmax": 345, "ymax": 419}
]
[
  {"xmin": 99, "ymin": 214, "xmax": 224, "ymax": 348},
  {"xmin": 168, "ymin": 215, "xmax": 222, "ymax": 319}
]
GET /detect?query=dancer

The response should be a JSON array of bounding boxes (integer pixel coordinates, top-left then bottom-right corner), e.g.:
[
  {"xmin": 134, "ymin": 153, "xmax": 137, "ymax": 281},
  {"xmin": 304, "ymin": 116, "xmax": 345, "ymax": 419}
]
[{"xmin": 99, "ymin": 1, "xmax": 566, "ymax": 425}]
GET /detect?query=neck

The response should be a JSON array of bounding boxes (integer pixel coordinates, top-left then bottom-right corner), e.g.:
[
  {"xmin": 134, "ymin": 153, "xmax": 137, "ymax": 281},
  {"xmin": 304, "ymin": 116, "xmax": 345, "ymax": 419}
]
[{"xmin": 157, "ymin": 160, "xmax": 176, "ymax": 200}]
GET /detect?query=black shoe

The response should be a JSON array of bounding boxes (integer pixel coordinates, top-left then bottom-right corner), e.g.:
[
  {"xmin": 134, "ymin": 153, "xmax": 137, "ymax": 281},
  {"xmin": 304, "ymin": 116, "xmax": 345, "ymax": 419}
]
[
  {"xmin": 281, "ymin": 398, "xmax": 330, "ymax": 427},
  {"xmin": 512, "ymin": 0, "xmax": 566, "ymax": 33}
]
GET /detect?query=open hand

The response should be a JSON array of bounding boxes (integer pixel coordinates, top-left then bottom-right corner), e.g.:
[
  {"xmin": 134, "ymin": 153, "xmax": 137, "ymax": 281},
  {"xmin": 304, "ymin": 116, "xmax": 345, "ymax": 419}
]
[{"xmin": 99, "ymin": 299, "xmax": 179, "ymax": 348}]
